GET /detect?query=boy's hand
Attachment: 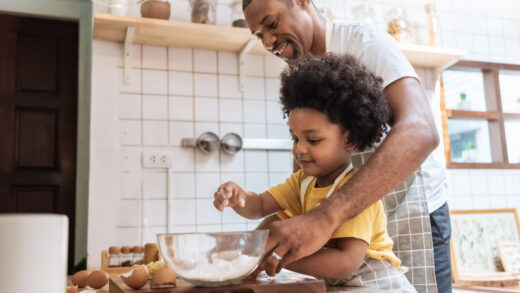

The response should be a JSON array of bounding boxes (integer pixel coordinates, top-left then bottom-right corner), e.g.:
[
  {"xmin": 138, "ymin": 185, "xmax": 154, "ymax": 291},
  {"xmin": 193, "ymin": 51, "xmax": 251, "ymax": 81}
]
[{"xmin": 213, "ymin": 181, "xmax": 246, "ymax": 211}]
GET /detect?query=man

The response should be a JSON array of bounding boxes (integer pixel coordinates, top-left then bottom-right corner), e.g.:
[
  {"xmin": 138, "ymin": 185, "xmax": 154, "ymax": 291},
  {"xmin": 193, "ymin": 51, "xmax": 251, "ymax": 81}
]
[{"xmin": 243, "ymin": 0, "xmax": 452, "ymax": 292}]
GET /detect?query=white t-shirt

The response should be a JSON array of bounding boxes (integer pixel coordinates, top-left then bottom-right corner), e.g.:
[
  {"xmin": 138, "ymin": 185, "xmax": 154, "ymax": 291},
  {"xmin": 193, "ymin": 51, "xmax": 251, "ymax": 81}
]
[{"xmin": 326, "ymin": 21, "xmax": 447, "ymax": 213}]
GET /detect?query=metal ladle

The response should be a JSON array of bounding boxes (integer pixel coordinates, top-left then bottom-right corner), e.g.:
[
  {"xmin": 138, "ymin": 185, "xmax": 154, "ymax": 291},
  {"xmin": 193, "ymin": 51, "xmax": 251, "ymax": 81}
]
[
  {"xmin": 220, "ymin": 133, "xmax": 243, "ymax": 155},
  {"xmin": 181, "ymin": 132, "xmax": 220, "ymax": 154}
]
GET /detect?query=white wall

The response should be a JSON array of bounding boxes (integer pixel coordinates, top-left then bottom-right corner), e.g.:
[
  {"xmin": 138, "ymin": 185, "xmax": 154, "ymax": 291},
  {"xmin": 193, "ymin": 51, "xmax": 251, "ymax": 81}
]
[
  {"xmin": 89, "ymin": 42, "xmax": 295, "ymax": 268},
  {"xmin": 88, "ymin": 0, "xmax": 520, "ymax": 268}
]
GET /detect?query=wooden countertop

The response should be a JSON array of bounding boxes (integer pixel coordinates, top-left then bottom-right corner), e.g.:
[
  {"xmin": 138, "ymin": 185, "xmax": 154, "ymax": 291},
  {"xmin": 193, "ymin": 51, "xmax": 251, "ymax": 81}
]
[{"xmin": 69, "ymin": 276, "xmax": 393, "ymax": 293}]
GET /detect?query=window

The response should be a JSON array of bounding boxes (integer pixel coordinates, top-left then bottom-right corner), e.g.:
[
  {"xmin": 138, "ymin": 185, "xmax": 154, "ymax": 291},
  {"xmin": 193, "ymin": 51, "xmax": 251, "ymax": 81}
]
[{"xmin": 441, "ymin": 61, "xmax": 520, "ymax": 169}]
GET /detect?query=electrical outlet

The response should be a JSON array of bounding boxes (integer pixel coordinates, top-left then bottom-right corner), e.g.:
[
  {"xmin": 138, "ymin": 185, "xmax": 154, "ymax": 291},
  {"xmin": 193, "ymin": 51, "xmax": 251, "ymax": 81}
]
[{"xmin": 142, "ymin": 151, "xmax": 170, "ymax": 168}]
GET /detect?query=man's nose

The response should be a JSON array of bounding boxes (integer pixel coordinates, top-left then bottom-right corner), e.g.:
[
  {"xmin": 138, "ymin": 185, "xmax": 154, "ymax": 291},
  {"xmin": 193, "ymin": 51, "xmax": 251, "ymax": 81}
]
[{"xmin": 262, "ymin": 31, "xmax": 277, "ymax": 51}]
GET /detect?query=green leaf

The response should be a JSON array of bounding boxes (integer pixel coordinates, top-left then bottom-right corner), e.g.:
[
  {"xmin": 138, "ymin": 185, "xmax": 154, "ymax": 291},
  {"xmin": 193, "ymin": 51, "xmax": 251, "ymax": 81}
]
[{"xmin": 465, "ymin": 143, "xmax": 476, "ymax": 150}]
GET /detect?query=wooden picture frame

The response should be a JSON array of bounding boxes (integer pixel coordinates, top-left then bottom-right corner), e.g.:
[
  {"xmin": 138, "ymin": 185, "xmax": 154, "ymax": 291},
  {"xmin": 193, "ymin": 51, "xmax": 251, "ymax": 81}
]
[
  {"xmin": 450, "ymin": 209, "xmax": 520, "ymax": 281},
  {"xmin": 497, "ymin": 241, "xmax": 520, "ymax": 273}
]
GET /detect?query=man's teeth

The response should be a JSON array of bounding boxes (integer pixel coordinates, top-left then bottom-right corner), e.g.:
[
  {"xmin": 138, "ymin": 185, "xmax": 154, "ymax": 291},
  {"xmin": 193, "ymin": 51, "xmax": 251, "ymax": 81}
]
[{"xmin": 273, "ymin": 42, "xmax": 287, "ymax": 56}]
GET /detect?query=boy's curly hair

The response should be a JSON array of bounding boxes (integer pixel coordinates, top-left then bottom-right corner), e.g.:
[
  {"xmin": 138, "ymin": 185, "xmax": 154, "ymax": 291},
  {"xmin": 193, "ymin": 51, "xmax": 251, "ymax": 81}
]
[{"xmin": 280, "ymin": 53, "xmax": 391, "ymax": 151}]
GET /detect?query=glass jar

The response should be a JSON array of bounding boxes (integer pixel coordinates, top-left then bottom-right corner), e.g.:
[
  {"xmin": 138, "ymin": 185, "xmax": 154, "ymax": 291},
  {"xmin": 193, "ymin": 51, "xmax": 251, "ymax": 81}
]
[
  {"xmin": 230, "ymin": 0, "xmax": 247, "ymax": 28},
  {"xmin": 385, "ymin": 7, "xmax": 413, "ymax": 44},
  {"xmin": 120, "ymin": 246, "xmax": 133, "ymax": 266},
  {"xmin": 189, "ymin": 0, "xmax": 216, "ymax": 25},
  {"xmin": 108, "ymin": 246, "xmax": 121, "ymax": 267},
  {"xmin": 351, "ymin": 3, "xmax": 377, "ymax": 26},
  {"xmin": 132, "ymin": 246, "xmax": 144, "ymax": 265}
]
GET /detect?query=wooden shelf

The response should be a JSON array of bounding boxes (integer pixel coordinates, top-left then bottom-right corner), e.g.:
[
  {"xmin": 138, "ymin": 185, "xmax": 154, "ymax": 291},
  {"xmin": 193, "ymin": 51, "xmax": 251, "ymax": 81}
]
[
  {"xmin": 93, "ymin": 13, "xmax": 465, "ymax": 70},
  {"xmin": 93, "ymin": 13, "xmax": 268, "ymax": 55},
  {"xmin": 399, "ymin": 43, "xmax": 466, "ymax": 71}
]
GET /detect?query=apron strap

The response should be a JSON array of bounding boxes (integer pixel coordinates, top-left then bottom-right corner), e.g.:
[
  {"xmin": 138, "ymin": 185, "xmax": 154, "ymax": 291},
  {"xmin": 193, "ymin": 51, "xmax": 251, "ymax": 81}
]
[{"xmin": 299, "ymin": 162, "xmax": 353, "ymax": 210}]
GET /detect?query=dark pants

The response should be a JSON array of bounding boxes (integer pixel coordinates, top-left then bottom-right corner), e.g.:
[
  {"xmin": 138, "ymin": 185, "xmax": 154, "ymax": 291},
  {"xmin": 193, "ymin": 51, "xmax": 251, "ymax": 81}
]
[{"xmin": 430, "ymin": 202, "xmax": 452, "ymax": 293}]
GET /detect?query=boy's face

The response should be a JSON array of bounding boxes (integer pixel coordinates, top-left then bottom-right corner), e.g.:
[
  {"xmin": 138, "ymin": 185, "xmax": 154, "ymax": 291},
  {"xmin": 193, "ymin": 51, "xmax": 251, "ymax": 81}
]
[
  {"xmin": 244, "ymin": 0, "xmax": 314, "ymax": 61},
  {"xmin": 289, "ymin": 108, "xmax": 354, "ymax": 184}
]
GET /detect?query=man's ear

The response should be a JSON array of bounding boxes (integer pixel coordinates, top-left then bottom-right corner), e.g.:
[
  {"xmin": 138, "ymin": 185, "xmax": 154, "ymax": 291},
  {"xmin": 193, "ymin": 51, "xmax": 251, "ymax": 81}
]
[{"xmin": 294, "ymin": 0, "xmax": 310, "ymax": 8}]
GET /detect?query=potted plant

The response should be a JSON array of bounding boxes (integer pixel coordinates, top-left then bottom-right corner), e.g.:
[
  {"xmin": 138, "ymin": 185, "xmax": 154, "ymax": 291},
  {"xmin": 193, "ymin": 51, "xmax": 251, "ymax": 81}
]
[
  {"xmin": 457, "ymin": 92, "xmax": 471, "ymax": 110},
  {"xmin": 461, "ymin": 143, "xmax": 478, "ymax": 162}
]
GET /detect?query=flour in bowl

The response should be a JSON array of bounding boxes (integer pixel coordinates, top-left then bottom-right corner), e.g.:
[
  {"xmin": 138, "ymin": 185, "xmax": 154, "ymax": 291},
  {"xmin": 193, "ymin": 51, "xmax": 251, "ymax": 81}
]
[{"xmin": 176, "ymin": 251, "xmax": 260, "ymax": 282}]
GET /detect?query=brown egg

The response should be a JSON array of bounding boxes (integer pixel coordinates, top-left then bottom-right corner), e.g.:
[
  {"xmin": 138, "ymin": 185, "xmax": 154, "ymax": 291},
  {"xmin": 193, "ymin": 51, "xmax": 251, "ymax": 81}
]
[
  {"xmin": 87, "ymin": 270, "xmax": 109, "ymax": 289},
  {"xmin": 71, "ymin": 270, "xmax": 90, "ymax": 288},
  {"xmin": 150, "ymin": 267, "xmax": 176, "ymax": 288},
  {"xmin": 65, "ymin": 285, "xmax": 78, "ymax": 293},
  {"xmin": 121, "ymin": 264, "xmax": 149, "ymax": 289}
]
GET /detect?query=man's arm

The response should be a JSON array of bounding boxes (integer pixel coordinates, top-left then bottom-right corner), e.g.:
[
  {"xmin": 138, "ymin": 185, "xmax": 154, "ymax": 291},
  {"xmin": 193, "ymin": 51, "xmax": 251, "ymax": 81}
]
[{"xmin": 264, "ymin": 77, "xmax": 439, "ymax": 273}]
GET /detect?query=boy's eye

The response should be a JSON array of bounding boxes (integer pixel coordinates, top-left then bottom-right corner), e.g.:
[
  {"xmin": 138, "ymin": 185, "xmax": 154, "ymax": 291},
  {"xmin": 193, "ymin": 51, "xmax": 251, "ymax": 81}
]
[
  {"xmin": 291, "ymin": 137, "xmax": 299, "ymax": 143},
  {"xmin": 308, "ymin": 139, "xmax": 321, "ymax": 145}
]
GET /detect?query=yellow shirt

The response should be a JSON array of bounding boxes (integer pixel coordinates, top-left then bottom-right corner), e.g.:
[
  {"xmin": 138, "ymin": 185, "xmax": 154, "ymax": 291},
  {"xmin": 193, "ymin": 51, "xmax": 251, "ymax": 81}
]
[{"xmin": 267, "ymin": 169, "xmax": 401, "ymax": 267}]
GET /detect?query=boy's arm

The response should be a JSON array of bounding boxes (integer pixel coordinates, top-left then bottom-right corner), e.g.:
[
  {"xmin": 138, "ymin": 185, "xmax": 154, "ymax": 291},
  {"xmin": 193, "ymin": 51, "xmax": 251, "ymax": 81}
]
[
  {"xmin": 284, "ymin": 237, "xmax": 367, "ymax": 280},
  {"xmin": 232, "ymin": 191, "xmax": 282, "ymax": 219},
  {"xmin": 213, "ymin": 181, "xmax": 282, "ymax": 219}
]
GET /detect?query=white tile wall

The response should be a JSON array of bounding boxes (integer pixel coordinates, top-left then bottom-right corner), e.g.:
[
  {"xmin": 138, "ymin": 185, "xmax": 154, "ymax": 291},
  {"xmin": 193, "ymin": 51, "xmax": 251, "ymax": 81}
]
[{"xmin": 90, "ymin": 0, "xmax": 520, "ymax": 269}]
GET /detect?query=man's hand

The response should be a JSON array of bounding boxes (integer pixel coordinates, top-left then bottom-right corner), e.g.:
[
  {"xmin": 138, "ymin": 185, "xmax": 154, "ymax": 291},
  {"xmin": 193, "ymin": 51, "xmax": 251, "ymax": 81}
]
[{"xmin": 260, "ymin": 211, "xmax": 336, "ymax": 276}]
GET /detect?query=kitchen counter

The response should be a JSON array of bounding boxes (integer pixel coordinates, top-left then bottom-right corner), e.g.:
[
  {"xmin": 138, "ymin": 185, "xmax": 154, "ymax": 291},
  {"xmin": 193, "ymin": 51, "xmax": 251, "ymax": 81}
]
[
  {"xmin": 72, "ymin": 285, "xmax": 392, "ymax": 293},
  {"xmin": 68, "ymin": 269, "xmax": 400, "ymax": 292},
  {"xmin": 70, "ymin": 281, "xmax": 394, "ymax": 293}
]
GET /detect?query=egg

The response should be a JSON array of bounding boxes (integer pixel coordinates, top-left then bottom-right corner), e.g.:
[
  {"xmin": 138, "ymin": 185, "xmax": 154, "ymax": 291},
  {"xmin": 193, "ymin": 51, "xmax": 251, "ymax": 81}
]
[
  {"xmin": 139, "ymin": 260, "xmax": 166, "ymax": 279},
  {"xmin": 71, "ymin": 270, "xmax": 90, "ymax": 288},
  {"xmin": 65, "ymin": 285, "xmax": 78, "ymax": 293},
  {"xmin": 86, "ymin": 270, "xmax": 109, "ymax": 289},
  {"xmin": 121, "ymin": 264, "xmax": 149, "ymax": 289},
  {"xmin": 150, "ymin": 267, "xmax": 176, "ymax": 288}
]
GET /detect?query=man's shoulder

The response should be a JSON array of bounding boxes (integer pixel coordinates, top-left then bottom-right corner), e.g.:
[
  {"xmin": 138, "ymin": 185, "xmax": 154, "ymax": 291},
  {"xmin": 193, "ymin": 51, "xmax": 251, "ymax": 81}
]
[
  {"xmin": 330, "ymin": 21, "xmax": 390, "ymax": 55},
  {"xmin": 332, "ymin": 22, "xmax": 378, "ymax": 39}
]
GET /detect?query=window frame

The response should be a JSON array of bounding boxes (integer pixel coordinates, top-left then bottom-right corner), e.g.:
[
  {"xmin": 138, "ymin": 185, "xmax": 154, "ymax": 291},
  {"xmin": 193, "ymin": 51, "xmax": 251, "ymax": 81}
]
[{"xmin": 441, "ymin": 60, "xmax": 520, "ymax": 169}]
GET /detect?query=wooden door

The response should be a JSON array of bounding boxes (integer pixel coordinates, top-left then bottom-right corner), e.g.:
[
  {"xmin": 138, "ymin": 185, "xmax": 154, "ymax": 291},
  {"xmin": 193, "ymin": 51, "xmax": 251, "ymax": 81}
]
[{"xmin": 0, "ymin": 13, "xmax": 78, "ymax": 272}]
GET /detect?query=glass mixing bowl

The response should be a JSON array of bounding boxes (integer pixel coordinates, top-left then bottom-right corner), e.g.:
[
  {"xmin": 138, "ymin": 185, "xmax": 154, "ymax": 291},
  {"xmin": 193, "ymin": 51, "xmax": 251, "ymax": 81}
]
[{"xmin": 157, "ymin": 230, "xmax": 268, "ymax": 287}]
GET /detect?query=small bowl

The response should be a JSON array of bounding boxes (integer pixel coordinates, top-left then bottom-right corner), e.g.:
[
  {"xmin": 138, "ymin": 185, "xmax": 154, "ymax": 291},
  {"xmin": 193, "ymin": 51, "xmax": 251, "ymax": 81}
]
[
  {"xmin": 140, "ymin": 0, "xmax": 171, "ymax": 20},
  {"xmin": 157, "ymin": 230, "xmax": 268, "ymax": 287}
]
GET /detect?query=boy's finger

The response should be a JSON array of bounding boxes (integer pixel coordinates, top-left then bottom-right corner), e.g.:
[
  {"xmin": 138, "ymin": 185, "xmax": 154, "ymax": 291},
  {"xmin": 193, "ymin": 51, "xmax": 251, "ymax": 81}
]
[
  {"xmin": 213, "ymin": 200, "xmax": 224, "ymax": 212},
  {"xmin": 223, "ymin": 185, "xmax": 233, "ymax": 198}
]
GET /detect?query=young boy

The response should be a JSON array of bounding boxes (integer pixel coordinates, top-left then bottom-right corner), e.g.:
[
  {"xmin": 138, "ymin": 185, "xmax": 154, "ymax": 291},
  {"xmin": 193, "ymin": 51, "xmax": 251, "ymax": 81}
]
[{"xmin": 213, "ymin": 53, "xmax": 416, "ymax": 292}]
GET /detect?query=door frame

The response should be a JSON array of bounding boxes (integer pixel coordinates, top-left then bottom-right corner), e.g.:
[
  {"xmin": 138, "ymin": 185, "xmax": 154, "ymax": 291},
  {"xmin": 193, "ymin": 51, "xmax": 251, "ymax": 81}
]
[{"xmin": 0, "ymin": 0, "xmax": 92, "ymax": 267}]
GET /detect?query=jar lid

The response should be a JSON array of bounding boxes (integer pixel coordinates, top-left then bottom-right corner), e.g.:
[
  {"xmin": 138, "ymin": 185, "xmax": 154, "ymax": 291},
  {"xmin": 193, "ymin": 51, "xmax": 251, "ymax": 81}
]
[
  {"xmin": 132, "ymin": 246, "xmax": 144, "ymax": 253},
  {"xmin": 121, "ymin": 246, "xmax": 132, "ymax": 253},
  {"xmin": 145, "ymin": 243, "xmax": 158, "ymax": 249},
  {"xmin": 190, "ymin": 0, "xmax": 216, "ymax": 5},
  {"xmin": 108, "ymin": 246, "xmax": 121, "ymax": 254}
]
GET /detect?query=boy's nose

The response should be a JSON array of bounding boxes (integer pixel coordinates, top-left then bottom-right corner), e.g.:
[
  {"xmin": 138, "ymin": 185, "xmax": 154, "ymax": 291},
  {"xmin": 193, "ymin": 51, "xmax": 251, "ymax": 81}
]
[{"xmin": 293, "ymin": 143, "xmax": 307, "ymax": 155}]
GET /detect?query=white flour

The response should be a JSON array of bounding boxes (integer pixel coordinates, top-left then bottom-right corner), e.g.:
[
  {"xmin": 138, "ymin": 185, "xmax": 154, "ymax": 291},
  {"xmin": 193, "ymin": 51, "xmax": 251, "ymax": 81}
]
[{"xmin": 176, "ymin": 252, "xmax": 260, "ymax": 282}]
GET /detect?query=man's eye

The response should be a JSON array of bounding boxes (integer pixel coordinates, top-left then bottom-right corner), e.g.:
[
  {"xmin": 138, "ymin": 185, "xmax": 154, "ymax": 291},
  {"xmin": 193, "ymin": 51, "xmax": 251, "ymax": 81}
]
[{"xmin": 269, "ymin": 21, "xmax": 276, "ymax": 29}]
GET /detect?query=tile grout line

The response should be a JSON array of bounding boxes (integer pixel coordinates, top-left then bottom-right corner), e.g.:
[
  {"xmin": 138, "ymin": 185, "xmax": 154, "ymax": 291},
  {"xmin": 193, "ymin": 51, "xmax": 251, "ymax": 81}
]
[
  {"xmin": 139, "ymin": 43, "xmax": 145, "ymax": 245},
  {"xmin": 191, "ymin": 47, "xmax": 199, "ymax": 233},
  {"xmin": 216, "ymin": 49, "xmax": 224, "ymax": 232}
]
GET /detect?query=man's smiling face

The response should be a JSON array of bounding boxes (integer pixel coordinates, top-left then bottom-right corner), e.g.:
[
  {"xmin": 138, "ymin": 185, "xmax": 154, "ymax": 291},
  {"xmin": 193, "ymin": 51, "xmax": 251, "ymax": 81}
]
[{"xmin": 244, "ymin": 0, "xmax": 314, "ymax": 61}]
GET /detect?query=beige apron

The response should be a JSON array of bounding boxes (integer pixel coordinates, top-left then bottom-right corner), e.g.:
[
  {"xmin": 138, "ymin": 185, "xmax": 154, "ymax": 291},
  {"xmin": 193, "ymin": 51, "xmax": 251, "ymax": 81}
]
[{"xmin": 350, "ymin": 148, "xmax": 437, "ymax": 293}]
